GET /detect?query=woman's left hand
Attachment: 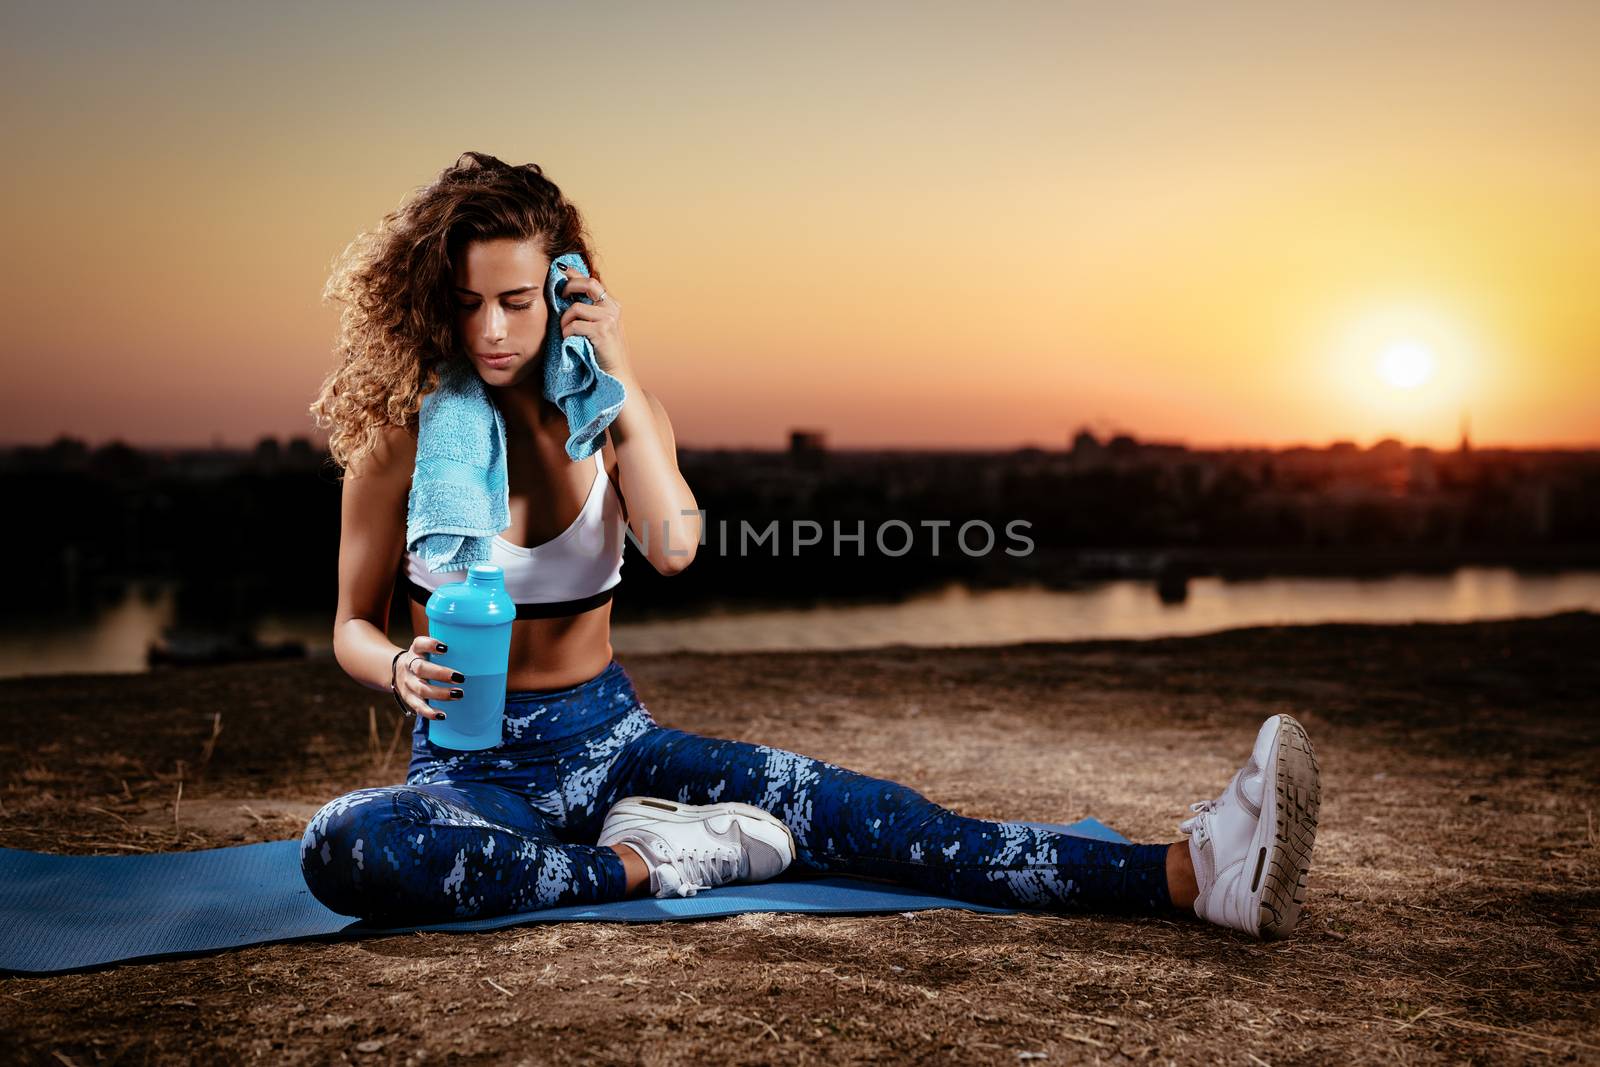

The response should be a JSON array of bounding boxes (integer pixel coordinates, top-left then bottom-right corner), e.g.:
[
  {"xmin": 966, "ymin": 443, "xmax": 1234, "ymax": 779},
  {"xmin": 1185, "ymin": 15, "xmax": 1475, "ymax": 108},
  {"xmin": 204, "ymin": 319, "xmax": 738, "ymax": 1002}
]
[{"xmin": 558, "ymin": 265, "xmax": 634, "ymax": 382}]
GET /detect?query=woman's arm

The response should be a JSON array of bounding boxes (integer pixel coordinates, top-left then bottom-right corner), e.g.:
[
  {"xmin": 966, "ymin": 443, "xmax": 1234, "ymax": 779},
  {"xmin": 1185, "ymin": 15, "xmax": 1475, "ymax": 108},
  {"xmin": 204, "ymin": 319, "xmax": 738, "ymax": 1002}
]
[
  {"xmin": 331, "ymin": 425, "xmax": 413, "ymax": 690},
  {"xmin": 330, "ymin": 425, "xmax": 455, "ymax": 718},
  {"xmin": 607, "ymin": 376, "xmax": 701, "ymax": 575},
  {"xmin": 552, "ymin": 265, "xmax": 700, "ymax": 576}
]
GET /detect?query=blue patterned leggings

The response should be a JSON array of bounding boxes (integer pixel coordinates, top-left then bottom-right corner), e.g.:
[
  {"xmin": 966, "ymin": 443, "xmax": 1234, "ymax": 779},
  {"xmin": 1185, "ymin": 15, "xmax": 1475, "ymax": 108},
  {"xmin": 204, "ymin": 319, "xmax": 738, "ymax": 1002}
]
[{"xmin": 300, "ymin": 659, "xmax": 1171, "ymax": 923}]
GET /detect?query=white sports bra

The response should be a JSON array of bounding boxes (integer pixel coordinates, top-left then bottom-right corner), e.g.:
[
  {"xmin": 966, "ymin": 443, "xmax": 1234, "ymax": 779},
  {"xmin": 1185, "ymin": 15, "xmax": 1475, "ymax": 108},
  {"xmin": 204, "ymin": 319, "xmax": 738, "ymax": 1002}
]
[{"xmin": 402, "ymin": 451, "xmax": 625, "ymax": 619}]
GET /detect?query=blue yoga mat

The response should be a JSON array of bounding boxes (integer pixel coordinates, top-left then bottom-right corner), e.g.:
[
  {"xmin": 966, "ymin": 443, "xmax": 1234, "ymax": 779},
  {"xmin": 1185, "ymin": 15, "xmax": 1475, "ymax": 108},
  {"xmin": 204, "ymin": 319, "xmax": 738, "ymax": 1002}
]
[{"xmin": 0, "ymin": 818, "xmax": 1126, "ymax": 975}]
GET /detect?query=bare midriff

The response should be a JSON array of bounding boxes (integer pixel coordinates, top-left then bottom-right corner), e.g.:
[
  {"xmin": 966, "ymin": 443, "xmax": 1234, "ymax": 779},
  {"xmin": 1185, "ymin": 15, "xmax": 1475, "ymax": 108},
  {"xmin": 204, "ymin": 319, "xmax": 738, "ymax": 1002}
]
[{"xmin": 406, "ymin": 597, "xmax": 617, "ymax": 693}]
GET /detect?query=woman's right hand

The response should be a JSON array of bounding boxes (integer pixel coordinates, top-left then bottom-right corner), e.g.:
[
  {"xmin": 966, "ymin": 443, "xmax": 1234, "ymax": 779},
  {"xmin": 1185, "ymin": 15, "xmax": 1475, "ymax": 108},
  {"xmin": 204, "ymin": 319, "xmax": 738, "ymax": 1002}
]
[{"xmin": 395, "ymin": 636, "xmax": 465, "ymax": 720}]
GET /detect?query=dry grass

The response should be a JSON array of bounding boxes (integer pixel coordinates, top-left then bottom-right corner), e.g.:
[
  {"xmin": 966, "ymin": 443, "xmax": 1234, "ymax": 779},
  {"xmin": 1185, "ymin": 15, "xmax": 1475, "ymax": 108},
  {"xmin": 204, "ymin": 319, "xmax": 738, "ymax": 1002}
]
[{"xmin": 2, "ymin": 612, "xmax": 1597, "ymax": 1065}]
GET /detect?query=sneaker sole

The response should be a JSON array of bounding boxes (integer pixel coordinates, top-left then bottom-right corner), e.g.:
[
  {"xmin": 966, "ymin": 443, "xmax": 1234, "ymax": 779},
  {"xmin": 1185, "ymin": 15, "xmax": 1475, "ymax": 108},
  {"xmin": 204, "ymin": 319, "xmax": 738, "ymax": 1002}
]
[
  {"xmin": 1250, "ymin": 714, "xmax": 1321, "ymax": 940},
  {"xmin": 601, "ymin": 796, "xmax": 798, "ymax": 865}
]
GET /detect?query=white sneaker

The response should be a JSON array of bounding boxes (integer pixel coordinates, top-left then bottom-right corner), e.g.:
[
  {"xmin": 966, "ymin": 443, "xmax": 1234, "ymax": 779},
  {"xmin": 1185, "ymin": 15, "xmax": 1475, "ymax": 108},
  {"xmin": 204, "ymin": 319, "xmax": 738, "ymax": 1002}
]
[
  {"xmin": 1181, "ymin": 714, "xmax": 1321, "ymax": 939},
  {"xmin": 597, "ymin": 796, "xmax": 797, "ymax": 899}
]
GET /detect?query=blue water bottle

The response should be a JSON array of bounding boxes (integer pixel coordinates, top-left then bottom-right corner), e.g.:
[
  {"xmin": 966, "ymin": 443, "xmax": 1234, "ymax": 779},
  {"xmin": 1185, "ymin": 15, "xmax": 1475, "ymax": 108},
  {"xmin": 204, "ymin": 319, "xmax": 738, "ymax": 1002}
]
[{"xmin": 420, "ymin": 564, "xmax": 515, "ymax": 750}]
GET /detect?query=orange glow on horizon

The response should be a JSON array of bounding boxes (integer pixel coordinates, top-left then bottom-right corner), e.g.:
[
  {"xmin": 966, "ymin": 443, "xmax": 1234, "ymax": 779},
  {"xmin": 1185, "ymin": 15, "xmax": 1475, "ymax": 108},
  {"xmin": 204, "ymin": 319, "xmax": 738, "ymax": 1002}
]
[{"xmin": 1, "ymin": 4, "xmax": 1596, "ymax": 451}]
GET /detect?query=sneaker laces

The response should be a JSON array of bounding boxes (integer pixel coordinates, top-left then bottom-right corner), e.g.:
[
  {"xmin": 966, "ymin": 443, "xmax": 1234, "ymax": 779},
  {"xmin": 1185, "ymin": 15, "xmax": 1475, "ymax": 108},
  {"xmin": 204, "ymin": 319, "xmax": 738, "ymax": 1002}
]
[
  {"xmin": 657, "ymin": 845, "xmax": 743, "ymax": 898},
  {"xmin": 1180, "ymin": 798, "xmax": 1217, "ymax": 836}
]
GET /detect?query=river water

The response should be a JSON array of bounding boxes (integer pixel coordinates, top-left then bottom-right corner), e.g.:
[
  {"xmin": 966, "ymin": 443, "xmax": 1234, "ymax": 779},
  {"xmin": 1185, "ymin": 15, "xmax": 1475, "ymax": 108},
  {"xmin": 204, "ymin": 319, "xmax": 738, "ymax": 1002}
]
[{"xmin": 7, "ymin": 567, "xmax": 1599, "ymax": 678}]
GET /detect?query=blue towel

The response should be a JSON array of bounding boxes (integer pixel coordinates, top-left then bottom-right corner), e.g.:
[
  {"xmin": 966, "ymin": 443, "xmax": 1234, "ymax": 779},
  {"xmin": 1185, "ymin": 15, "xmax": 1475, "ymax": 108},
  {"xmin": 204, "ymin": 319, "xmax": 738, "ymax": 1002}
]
[
  {"xmin": 543, "ymin": 252, "xmax": 628, "ymax": 463},
  {"xmin": 406, "ymin": 252, "xmax": 627, "ymax": 574},
  {"xmin": 0, "ymin": 819, "xmax": 1126, "ymax": 975},
  {"xmin": 405, "ymin": 360, "xmax": 512, "ymax": 573}
]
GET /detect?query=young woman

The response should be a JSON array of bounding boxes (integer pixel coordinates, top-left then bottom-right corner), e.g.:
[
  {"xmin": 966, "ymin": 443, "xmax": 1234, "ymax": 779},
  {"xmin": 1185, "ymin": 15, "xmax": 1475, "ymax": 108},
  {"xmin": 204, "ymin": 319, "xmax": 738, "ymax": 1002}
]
[{"xmin": 301, "ymin": 152, "xmax": 1321, "ymax": 938}]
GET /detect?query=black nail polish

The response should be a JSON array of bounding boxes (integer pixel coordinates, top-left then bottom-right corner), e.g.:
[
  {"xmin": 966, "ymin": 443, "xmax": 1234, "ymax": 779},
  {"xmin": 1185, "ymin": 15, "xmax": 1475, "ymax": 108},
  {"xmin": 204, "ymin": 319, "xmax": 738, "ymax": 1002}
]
[
  {"xmin": 437, "ymin": 712, "xmax": 448, "ymax": 720},
  {"xmin": 451, "ymin": 672, "xmax": 464, "ymax": 683},
  {"xmin": 451, "ymin": 689, "xmax": 463, "ymax": 699},
  {"xmin": 436, "ymin": 642, "xmax": 448, "ymax": 653}
]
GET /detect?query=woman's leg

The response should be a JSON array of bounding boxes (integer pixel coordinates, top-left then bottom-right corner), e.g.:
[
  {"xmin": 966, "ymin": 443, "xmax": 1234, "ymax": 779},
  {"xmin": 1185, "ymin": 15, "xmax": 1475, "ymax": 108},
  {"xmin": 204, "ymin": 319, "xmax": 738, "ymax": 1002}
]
[
  {"xmin": 299, "ymin": 778, "xmax": 631, "ymax": 924},
  {"xmin": 604, "ymin": 727, "xmax": 1173, "ymax": 914}
]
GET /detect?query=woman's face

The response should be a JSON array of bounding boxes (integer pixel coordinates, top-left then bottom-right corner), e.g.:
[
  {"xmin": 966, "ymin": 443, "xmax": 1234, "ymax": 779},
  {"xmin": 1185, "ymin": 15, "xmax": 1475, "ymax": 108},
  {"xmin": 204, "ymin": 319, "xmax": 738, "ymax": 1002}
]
[{"xmin": 452, "ymin": 237, "xmax": 550, "ymax": 387}]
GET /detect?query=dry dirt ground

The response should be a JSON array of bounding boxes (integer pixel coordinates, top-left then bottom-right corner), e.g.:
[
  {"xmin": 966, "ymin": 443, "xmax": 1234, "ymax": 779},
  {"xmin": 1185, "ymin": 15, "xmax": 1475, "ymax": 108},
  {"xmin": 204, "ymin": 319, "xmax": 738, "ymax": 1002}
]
[{"xmin": 2, "ymin": 613, "xmax": 1597, "ymax": 1066}]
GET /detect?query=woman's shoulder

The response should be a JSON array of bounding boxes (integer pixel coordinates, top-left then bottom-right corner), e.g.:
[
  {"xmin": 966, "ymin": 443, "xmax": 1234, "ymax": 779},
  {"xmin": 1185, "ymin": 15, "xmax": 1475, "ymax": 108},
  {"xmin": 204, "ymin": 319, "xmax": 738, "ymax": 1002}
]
[
  {"xmin": 348, "ymin": 422, "xmax": 417, "ymax": 483},
  {"xmin": 382, "ymin": 421, "xmax": 420, "ymax": 450}
]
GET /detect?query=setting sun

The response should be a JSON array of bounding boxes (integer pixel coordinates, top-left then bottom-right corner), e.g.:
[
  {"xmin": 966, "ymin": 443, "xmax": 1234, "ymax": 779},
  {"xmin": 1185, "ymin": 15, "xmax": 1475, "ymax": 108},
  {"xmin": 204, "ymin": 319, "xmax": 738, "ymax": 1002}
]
[
  {"xmin": 1377, "ymin": 342, "xmax": 1437, "ymax": 390},
  {"xmin": 1314, "ymin": 298, "xmax": 1490, "ymax": 443}
]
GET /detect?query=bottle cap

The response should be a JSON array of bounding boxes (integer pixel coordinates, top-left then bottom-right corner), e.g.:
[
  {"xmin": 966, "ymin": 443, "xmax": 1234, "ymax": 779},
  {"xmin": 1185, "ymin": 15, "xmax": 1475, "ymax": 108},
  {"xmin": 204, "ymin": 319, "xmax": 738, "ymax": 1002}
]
[
  {"xmin": 425, "ymin": 564, "xmax": 515, "ymax": 624},
  {"xmin": 467, "ymin": 564, "xmax": 505, "ymax": 585}
]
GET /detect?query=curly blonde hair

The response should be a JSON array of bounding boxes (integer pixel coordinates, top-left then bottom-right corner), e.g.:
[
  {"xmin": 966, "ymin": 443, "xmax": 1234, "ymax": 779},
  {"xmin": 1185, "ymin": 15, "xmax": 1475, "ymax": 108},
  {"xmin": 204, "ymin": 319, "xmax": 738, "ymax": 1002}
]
[{"xmin": 308, "ymin": 151, "xmax": 602, "ymax": 476}]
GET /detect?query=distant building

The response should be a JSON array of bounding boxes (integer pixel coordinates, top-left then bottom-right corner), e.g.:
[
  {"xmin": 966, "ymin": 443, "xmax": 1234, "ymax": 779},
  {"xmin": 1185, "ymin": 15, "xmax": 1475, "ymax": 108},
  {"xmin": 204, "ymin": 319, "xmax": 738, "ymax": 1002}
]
[
  {"xmin": 789, "ymin": 429, "xmax": 826, "ymax": 454},
  {"xmin": 1107, "ymin": 433, "xmax": 1139, "ymax": 457},
  {"xmin": 1070, "ymin": 427, "xmax": 1103, "ymax": 458},
  {"xmin": 285, "ymin": 436, "xmax": 319, "ymax": 467},
  {"xmin": 253, "ymin": 436, "xmax": 283, "ymax": 471},
  {"xmin": 89, "ymin": 440, "xmax": 147, "ymax": 481}
]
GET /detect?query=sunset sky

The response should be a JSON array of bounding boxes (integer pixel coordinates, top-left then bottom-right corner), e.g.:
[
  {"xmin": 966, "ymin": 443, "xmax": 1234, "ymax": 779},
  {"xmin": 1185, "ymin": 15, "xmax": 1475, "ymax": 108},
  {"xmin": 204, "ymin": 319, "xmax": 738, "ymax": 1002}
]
[{"xmin": 3, "ymin": 1, "xmax": 1596, "ymax": 450}]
